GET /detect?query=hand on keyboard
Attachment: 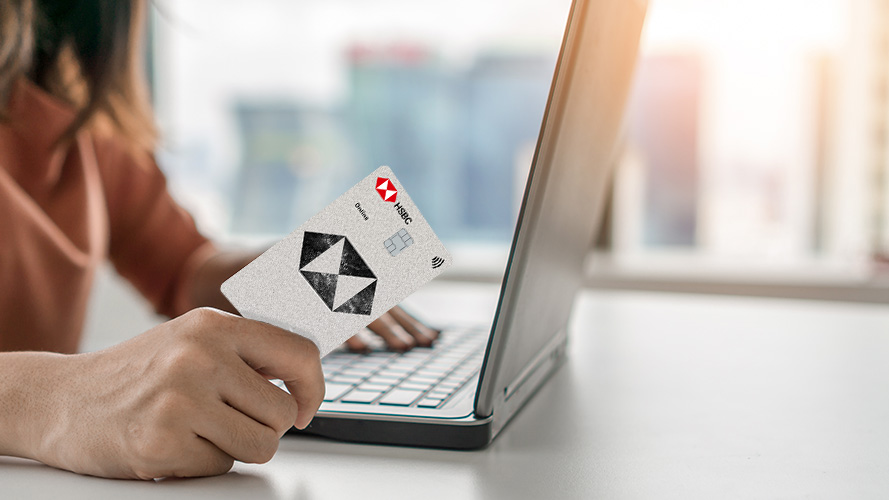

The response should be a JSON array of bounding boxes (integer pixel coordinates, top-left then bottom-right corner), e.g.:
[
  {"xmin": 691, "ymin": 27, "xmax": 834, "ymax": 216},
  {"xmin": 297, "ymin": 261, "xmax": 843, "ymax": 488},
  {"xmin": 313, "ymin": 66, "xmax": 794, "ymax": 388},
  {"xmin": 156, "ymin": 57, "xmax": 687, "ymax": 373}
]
[
  {"xmin": 344, "ymin": 305, "xmax": 439, "ymax": 352},
  {"xmin": 316, "ymin": 328, "xmax": 487, "ymax": 409}
]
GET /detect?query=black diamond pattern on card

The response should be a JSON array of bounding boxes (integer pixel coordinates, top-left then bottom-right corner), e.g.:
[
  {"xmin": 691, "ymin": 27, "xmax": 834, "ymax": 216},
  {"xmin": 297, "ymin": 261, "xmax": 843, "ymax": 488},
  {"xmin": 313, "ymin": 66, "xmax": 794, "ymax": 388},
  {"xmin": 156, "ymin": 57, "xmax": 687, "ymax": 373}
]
[{"xmin": 299, "ymin": 232, "xmax": 376, "ymax": 315}]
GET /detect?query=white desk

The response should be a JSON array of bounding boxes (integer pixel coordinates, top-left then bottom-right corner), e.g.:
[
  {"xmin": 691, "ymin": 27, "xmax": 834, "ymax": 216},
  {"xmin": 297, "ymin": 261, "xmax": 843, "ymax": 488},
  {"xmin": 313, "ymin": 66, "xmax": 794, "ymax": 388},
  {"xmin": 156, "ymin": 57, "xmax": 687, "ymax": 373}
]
[{"xmin": 4, "ymin": 285, "xmax": 889, "ymax": 499}]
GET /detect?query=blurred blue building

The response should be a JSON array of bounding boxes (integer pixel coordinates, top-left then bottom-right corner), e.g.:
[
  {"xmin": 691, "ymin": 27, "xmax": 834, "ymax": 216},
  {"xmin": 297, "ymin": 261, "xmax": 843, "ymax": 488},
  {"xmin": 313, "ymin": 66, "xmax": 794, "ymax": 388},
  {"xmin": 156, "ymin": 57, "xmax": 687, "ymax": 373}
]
[
  {"xmin": 231, "ymin": 102, "xmax": 350, "ymax": 234},
  {"xmin": 344, "ymin": 43, "xmax": 461, "ymax": 236},
  {"xmin": 459, "ymin": 54, "xmax": 554, "ymax": 239},
  {"xmin": 230, "ymin": 45, "xmax": 556, "ymax": 241}
]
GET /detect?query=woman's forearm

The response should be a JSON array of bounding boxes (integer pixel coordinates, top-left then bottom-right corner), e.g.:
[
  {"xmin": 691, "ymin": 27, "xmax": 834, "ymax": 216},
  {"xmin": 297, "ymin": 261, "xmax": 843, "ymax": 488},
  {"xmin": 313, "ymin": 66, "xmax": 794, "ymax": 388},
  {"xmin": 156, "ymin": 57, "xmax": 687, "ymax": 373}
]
[
  {"xmin": 189, "ymin": 250, "xmax": 260, "ymax": 313},
  {"xmin": 0, "ymin": 351, "xmax": 65, "ymax": 459}
]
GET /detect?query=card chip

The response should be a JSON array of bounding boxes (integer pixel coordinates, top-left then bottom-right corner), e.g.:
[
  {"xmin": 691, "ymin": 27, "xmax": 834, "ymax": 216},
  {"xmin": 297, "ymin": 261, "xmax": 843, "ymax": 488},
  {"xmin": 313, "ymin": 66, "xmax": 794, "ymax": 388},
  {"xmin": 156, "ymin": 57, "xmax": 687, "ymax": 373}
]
[{"xmin": 384, "ymin": 228, "xmax": 414, "ymax": 257}]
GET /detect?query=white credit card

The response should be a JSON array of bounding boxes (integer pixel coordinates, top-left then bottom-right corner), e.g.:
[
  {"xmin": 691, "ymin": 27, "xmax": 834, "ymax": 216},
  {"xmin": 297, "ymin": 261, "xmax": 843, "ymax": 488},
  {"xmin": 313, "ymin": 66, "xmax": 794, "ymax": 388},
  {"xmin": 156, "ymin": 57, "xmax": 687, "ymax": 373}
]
[{"xmin": 221, "ymin": 166, "xmax": 452, "ymax": 357}]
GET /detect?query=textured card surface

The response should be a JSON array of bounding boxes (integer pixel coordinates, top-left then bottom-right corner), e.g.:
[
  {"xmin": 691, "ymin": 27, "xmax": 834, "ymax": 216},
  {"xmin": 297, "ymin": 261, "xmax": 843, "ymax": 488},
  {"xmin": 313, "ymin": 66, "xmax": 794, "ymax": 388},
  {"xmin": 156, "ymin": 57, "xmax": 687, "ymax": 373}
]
[{"xmin": 221, "ymin": 166, "xmax": 452, "ymax": 356}]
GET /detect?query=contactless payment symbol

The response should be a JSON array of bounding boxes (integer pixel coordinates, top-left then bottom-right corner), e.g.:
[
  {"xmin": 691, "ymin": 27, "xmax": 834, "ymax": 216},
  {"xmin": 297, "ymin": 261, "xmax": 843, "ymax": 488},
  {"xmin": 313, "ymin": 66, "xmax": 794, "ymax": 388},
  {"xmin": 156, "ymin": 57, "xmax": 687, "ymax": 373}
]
[
  {"xmin": 299, "ymin": 232, "xmax": 376, "ymax": 315},
  {"xmin": 375, "ymin": 177, "xmax": 397, "ymax": 202}
]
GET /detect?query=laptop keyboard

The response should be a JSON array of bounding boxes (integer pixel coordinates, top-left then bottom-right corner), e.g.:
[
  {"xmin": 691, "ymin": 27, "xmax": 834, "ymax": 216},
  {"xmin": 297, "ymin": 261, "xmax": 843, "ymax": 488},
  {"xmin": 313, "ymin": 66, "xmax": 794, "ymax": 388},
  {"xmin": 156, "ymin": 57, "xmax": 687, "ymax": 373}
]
[{"xmin": 318, "ymin": 327, "xmax": 488, "ymax": 409}]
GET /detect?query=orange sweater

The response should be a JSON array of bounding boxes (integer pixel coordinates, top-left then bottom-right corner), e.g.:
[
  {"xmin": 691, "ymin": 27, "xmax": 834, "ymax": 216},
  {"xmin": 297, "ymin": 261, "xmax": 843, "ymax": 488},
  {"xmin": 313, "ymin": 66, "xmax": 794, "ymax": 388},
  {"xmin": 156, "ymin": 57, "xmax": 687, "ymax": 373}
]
[{"xmin": 0, "ymin": 80, "xmax": 215, "ymax": 353}]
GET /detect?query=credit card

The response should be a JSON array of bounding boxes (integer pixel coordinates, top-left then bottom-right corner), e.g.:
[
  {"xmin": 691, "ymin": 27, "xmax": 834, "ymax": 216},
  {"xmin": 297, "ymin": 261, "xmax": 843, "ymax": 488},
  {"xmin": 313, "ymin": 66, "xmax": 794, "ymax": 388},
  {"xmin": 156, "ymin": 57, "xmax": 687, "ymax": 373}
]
[{"xmin": 221, "ymin": 166, "xmax": 452, "ymax": 356}]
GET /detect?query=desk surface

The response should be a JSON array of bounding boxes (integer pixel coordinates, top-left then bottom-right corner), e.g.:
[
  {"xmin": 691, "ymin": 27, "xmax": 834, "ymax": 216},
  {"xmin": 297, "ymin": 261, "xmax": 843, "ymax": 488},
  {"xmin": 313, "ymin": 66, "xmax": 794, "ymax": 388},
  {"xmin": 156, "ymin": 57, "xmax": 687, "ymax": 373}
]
[{"xmin": 4, "ymin": 285, "xmax": 889, "ymax": 499}]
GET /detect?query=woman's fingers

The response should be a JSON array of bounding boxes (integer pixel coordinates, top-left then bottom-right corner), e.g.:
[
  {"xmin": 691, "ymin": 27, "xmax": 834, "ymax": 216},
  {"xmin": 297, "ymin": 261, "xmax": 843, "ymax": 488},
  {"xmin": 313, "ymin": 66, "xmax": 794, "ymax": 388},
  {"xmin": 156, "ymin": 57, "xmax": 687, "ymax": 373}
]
[
  {"xmin": 387, "ymin": 306, "xmax": 439, "ymax": 346},
  {"xmin": 367, "ymin": 313, "xmax": 416, "ymax": 351},
  {"xmin": 224, "ymin": 313, "xmax": 325, "ymax": 430},
  {"xmin": 344, "ymin": 335, "xmax": 370, "ymax": 352},
  {"xmin": 342, "ymin": 307, "xmax": 439, "ymax": 352},
  {"xmin": 192, "ymin": 402, "xmax": 280, "ymax": 465},
  {"xmin": 219, "ymin": 358, "xmax": 300, "ymax": 436},
  {"xmin": 161, "ymin": 435, "xmax": 234, "ymax": 479}
]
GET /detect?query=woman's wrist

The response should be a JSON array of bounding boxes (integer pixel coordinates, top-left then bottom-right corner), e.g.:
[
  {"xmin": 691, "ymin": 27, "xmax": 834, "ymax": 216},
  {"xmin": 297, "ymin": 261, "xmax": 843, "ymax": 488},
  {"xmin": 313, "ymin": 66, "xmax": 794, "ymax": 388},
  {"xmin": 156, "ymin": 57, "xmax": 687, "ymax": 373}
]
[
  {"xmin": 190, "ymin": 249, "xmax": 260, "ymax": 313},
  {"xmin": 0, "ymin": 351, "xmax": 70, "ymax": 460}
]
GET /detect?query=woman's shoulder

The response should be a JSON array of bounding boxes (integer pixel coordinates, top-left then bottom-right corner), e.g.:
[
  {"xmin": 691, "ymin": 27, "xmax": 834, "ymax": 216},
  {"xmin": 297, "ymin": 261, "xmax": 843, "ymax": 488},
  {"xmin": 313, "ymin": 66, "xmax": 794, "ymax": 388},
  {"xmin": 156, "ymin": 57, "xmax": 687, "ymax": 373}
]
[
  {"xmin": 0, "ymin": 79, "xmax": 79, "ymax": 185},
  {"xmin": 7, "ymin": 78, "xmax": 152, "ymax": 163}
]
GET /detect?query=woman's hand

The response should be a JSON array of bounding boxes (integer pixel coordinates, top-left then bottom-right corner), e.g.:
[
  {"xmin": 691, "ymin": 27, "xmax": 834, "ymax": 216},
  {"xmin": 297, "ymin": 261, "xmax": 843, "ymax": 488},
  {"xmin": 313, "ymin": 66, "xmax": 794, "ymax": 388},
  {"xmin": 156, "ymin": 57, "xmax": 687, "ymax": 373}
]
[
  {"xmin": 346, "ymin": 305, "xmax": 440, "ymax": 352},
  {"xmin": 3, "ymin": 308, "xmax": 324, "ymax": 480}
]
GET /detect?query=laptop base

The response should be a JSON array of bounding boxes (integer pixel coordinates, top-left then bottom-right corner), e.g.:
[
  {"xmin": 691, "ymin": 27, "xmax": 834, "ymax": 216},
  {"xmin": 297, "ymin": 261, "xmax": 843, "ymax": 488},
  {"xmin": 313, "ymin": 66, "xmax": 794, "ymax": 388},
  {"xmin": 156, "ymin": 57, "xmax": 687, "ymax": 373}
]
[{"xmin": 292, "ymin": 413, "xmax": 493, "ymax": 450}]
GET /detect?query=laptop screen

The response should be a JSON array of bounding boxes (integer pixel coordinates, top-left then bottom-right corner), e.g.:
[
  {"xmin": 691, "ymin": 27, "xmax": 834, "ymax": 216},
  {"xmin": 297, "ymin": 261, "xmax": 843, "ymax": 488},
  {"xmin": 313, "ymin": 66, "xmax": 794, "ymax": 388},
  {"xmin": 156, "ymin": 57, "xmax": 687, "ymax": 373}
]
[{"xmin": 475, "ymin": 0, "xmax": 648, "ymax": 417}]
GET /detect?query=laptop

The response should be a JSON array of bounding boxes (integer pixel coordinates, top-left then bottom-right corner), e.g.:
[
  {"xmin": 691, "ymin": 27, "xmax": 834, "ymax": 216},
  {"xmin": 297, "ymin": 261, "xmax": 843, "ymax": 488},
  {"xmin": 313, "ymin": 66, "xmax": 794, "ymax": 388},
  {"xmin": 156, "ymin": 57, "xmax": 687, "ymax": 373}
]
[{"xmin": 284, "ymin": 0, "xmax": 647, "ymax": 449}]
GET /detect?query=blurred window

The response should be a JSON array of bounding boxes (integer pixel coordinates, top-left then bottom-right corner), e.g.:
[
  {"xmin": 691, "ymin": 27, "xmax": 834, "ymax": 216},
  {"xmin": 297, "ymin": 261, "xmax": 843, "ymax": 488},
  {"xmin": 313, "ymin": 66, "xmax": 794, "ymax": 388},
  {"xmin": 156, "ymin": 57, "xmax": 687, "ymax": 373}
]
[
  {"xmin": 150, "ymin": 0, "xmax": 569, "ymax": 251},
  {"xmin": 150, "ymin": 0, "xmax": 888, "ymax": 280},
  {"xmin": 613, "ymin": 0, "xmax": 886, "ymax": 276}
]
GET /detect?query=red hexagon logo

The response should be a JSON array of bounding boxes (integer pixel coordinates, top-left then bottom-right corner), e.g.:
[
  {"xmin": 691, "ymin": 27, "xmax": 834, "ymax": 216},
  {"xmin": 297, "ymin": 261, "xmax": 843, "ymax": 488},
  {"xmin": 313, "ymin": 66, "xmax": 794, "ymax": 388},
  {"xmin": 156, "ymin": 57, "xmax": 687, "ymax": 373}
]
[{"xmin": 375, "ymin": 177, "xmax": 397, "ymax": 202}]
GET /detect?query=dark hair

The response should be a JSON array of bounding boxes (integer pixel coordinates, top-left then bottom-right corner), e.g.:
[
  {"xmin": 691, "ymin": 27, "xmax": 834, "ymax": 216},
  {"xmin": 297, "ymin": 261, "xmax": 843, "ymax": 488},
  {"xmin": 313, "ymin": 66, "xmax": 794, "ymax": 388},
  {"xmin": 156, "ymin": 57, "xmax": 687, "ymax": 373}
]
[{"xmin": 0, "ymin": 0, "xmax": 155, "ymax": 149}]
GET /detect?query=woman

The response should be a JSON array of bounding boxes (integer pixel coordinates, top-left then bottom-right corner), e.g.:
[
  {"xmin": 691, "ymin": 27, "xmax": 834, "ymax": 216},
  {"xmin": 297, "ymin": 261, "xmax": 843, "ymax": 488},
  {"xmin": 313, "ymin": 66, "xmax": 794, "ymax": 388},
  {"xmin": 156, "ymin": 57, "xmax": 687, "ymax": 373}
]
[{"xmin": 0, "ymin": 0, "xmax": 437, "ymax": 479}]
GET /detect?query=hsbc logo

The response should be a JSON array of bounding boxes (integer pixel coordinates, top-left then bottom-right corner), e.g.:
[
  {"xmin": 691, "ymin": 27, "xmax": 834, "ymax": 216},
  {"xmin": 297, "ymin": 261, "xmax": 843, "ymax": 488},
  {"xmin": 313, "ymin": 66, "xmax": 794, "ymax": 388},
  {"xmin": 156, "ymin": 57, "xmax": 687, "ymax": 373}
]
[
  {"xmin": 375, "ymin": 176, "xmax": 412, "ymax": 224},
  {"xmin": 375, "ymin": 177, "xmax": 397, "ymax": 202}
]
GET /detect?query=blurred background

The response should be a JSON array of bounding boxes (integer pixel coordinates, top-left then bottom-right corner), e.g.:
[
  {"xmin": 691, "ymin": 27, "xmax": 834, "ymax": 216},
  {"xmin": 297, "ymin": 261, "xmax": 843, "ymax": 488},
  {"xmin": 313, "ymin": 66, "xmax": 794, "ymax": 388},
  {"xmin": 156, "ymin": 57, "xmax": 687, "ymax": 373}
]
[{"xmin": 84, "ymin": 0, "xmax": 889, "ymax": 349}]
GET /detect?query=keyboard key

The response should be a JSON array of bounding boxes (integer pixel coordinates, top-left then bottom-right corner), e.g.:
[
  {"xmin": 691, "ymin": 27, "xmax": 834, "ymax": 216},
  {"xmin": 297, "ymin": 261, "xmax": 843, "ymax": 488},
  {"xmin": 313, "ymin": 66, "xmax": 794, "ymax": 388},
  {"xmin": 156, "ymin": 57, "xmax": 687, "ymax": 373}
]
[
  {"xmin": 330, "ymin": 375, "xmax": 363, "ymax": 384},
  {"xmin": 359, "ymin": 383, "xmax": 392, "ymax": 392},
  {"xmin": 429, "ymin": 367, "xmax": 458, "ymax": 376},
  {"xmin": 323, "ymin": 383, "xmax": 354, "ymax": 402},
  {"xmin": 399, "ymin": 347, "xmax": 433, "ymax": 361},
  {"xmin": 400, "ymin": 382, "xmax": 432, "ymax": 391},
  {"xmin": 368, "ymin": 375, "xmax": 401, "ymax": 384},
  {"xmin": 428, "ymin": 389, "xmax": 451, "ymax": 399},
  {"xmin": 368, "ymin": 351, "xmax": 396, "ymax": 357},
  {"xmin": 352, "ymin": 361, "xmax": 387, "ymax": 370},
  {"xmin": 433, "ymin": 365, "xmax": 461, "ymax": 375},
  {"xmin": 401, "ymin": 357, "xmax": 432, "ymax": 365},
  {"xmin": 415, "ymin": 366, "xmax": 449, "ymax": 377},
  {"xmin": 439, "ymin": 380, "xmax": 462, "ymax": 389},
  {"xmin": 327, "ymin": 353, "xmax": 362, "ymax": 362},
  {"xmin": 378, "ymin": 389, "xmax": 424, "ymax": 406},
  {"xmin": 340, "ymin": 389, "xmax": 384, "ymax": 404},
  {"xmin": 403, "ymin": 348, "xmax": 434, "ymax": 357},
  {"xmin": 449, "ymin": 347, "xmax": 475, "ymax": 355},
  {"xmin": 428, "ymin": 360, "xmax": 456, "ymax": 369},
  {"xmin": 407, "ymin": 374, "xmax": 440, "ymax": 384},
  {"xmin": 417, "ymin": 398, "xmax": 444, "ymax": 408},
  {"xmin": 341, "ymin": 368, "xmax": 374, "ymax": 377}
]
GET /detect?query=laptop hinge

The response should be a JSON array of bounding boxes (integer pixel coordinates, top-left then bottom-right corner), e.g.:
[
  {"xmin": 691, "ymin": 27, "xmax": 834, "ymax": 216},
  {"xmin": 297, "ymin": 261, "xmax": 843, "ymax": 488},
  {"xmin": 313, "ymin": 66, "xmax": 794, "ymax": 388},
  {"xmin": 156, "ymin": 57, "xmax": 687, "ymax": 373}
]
[
  {"xmin": 490, "ymin": 328, "xmax": 568, "ymax": 438},
  {"xmin": 504, "ymin": 327, "xmax": 567, "ymax": 401}
]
